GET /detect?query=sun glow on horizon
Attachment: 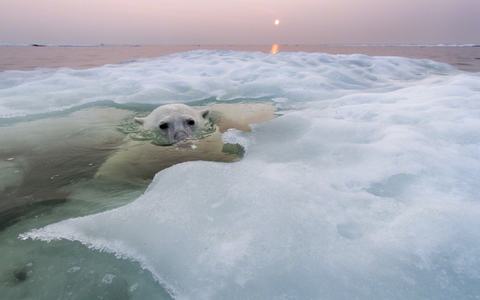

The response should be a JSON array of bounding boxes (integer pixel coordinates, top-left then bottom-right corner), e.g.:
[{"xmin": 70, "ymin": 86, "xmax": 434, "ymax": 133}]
[
  {"xmin": 274, "ymin": 19, "xmax": 280, "ymax": 26},
  {"xmin": 270, "ymin": 43, "xmax": 279, "ymax": 54}
]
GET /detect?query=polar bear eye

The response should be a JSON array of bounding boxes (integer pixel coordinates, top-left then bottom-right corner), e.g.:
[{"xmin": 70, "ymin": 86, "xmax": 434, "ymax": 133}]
[
  {"xmin": 186, "ymin": 119, "xmax": 195, "ymax": 126},
  {"xmin": 159, "ymin": 123, "xmax": 169, "ymax": 130}
]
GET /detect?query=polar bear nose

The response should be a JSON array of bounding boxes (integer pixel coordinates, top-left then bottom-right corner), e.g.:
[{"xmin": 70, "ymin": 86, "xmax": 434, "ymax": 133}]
[{"xmin": 173, "ymin": 130, "xmax": 189, "ymax": 142}]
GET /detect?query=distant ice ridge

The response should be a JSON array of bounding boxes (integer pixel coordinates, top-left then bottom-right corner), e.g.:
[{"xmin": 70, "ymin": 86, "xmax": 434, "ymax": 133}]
[
  {"xmin": 22, "ymin": 51, "xmax": 480, "ymax": 299},
  {"xmin": 351, "ymin": 43, "xmax": 480, "ymax": 47},
  {"xmin": 416, "ymin": 43, "xmax": 479, "ymax": 47},
  {"xmin": 0, "ymin": 50, "xmax": 455, "ymax": 118}
]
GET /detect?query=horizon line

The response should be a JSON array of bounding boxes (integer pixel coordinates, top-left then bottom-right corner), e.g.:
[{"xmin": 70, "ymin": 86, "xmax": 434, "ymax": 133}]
[{"xmin": 1, "ymin": 42, "xmax": 479, "ymax": 48}]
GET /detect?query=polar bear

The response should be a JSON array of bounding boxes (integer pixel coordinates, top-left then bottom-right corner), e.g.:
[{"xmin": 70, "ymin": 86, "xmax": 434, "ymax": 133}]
[
  {"xmin": 0, "ymin": 103, "xmax": 275, "ymax": 213},
  {"xmin": 133, "ymin": 103, "xmax": 210, "ymax": 145},
  {"xmin": 95, "ymin": 102, "xmax": 275, "ymax": 184}
]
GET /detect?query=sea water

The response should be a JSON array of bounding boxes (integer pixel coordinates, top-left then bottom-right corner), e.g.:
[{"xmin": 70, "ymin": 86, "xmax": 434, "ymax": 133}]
[{"xmin": 1, "ymin": 50, "xmax": 480, "ymax": 299}]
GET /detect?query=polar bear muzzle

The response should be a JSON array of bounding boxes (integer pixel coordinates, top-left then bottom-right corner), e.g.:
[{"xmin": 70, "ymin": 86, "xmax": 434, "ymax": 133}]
[{"xmin": 159, "ymin": 116, "xmax": 196, "ymax": 143}]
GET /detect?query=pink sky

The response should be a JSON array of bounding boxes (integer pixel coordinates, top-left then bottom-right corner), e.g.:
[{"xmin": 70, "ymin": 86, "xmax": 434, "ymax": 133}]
[{"xmin": 0, "ymin": 0, "xmax": 479, "ymax": 45}]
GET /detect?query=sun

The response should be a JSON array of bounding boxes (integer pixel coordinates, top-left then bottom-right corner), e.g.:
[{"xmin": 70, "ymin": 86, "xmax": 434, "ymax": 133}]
[{"xmin": 274, "ymin": 19, "xmax": 280, "ymax": 26}]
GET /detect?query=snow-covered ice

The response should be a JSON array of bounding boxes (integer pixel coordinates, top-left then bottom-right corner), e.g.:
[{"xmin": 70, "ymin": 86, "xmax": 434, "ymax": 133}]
[{"xmin": 13, "ymin": 51, "xmax": 480, "ymax": 299}]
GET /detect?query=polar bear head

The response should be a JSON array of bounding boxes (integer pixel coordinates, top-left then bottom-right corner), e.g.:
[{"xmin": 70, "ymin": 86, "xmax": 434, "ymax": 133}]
[{"xmin": 134, "ymin": 104, "xmax": 209, "ymax": 144}]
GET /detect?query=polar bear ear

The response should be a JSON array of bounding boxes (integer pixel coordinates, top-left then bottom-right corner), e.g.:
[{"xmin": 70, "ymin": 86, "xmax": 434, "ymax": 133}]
[
  {"xmin": 134, "ymin": 117, "xmax": 145, "ymax": 124},
  {"xmin": 201, "ymin": 109, "xmax": 210, "ymax": 119}
]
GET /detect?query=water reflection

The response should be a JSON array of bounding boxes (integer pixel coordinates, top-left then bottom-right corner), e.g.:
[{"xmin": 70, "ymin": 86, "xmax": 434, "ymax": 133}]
[{"xmin": 270, "ymin": 43, "xmax": 279, "ymax": 54}]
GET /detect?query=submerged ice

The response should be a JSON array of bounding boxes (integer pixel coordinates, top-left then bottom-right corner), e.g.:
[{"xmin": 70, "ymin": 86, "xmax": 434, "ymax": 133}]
[{"xmin": 11, "ymin": 51, "xmax": 480, "ymax": 299}]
